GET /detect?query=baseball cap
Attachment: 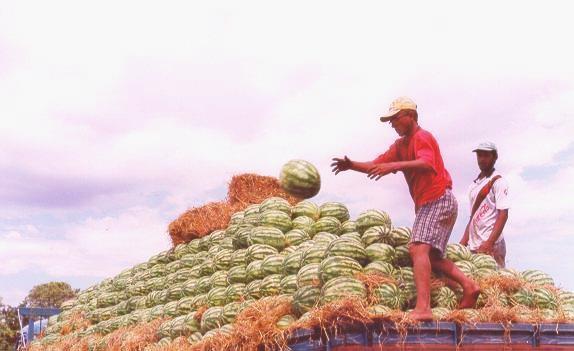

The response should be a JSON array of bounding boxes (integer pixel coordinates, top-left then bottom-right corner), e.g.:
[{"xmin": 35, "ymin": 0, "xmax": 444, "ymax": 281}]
[
  {"xmin": 472, "ymin": 141, "xmax": 497, "ymax": 152},
  {"xmin": 379, "ymin": 96, "xmax": 417, "ymax": 122}
]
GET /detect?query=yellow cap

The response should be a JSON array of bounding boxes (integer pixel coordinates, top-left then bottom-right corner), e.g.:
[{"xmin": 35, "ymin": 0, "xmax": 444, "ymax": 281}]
[{"xmin": 379, "ymin": 96, "xmax": 417, "ymax": 122}]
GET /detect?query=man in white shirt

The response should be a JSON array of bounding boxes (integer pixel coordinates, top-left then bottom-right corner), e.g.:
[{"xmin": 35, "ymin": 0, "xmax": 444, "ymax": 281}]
[{"xmin": 460, "ymin": 142, "xmax": 510, "ymax": 268}]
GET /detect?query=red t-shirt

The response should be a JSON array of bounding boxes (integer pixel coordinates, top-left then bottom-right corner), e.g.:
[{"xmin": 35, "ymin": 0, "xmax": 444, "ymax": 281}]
[{"xmin": 373, "ymin": 127, "xmax": 452, "ymax": 209}]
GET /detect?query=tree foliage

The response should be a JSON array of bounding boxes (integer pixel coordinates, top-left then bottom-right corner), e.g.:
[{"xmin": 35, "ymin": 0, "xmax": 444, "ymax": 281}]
[
  {"xmin": 0, "ymin": 298, "xmax": 19, "ymax": 351},
  {"xmin": 23, "ymin": 282, "xmax": 77, "ymax": 308}
]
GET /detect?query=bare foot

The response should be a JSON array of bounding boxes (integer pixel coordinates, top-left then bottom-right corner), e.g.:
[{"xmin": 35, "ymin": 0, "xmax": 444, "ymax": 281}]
[
  {"xmin": 459, "ymin": 282, "xmax": 480, "ymax": 309},
  {"xmin": 408, "ymin": 309, "xmax": 434, "ymax": 321}
]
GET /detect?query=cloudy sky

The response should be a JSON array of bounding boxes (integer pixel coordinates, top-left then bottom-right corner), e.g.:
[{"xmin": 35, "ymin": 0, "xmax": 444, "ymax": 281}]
[{"xmin": 1, "ymin": 1, "xmax": 573, "ymax": 306}]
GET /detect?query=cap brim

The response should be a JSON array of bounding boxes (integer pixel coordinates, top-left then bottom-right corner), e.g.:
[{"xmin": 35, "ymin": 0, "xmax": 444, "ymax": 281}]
[
  {"xmin": 472, "ymin": 148, "xmax": 496, "ymax": 152},
  {"xmin": 379, "ymin": 109, "xmax": 400, "ymax": 122}
]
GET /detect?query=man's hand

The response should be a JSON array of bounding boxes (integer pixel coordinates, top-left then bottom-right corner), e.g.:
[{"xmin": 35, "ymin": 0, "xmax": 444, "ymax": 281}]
[
  {"xmin": 459, "ymin": 239, "xmax": 469, "ymax": 246},
  {"xmin": 367, "ymin": 163, "xmax": 397, "ymax": 180},
  {"xmin": 331, "ymin": 156, "xmax": 353, "ymax": 175},
  {"xmin": 477, "ymin": 241, "xmax": 494, "ymax": 255}
]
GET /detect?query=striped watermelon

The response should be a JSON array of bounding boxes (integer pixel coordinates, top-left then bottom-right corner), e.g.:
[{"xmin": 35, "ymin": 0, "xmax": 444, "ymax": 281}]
[
  {"xmin": 199, "ymin": 260, "xmax": 216, "ymax": 277},
  {"xmin": 245, "ymin": 280, "xmax": 262, "ymax": 299},
  {"xmin": 276, "ymin": 314, "xmax": 297, "ymax": 329},
  {"xmin": 300, "ymin": 245, "xmax": 328, "ymax": 266},
  {"xmin": 261, "ymin": 254, "xmax": 285, "ymax": 275},
  {"xmin": 445, "ymin": 244, "xmax": 472, "ymax": 262},
  {"xmin": 364, "ymin": 261, "xmax": 395, "ymax": 277},
  {"xmin": 559, "ymin": 290, "xmax": 574, "ymax": 307},
  {"xmin": 313, "ymin": 232, "xmax": 339, "ymax": 245},
  {"xmin": 292, "ymin": 200, "xmax": 320, "ymax": 220},
  {"xmin": 281, "ymin": 246, "xmax": 297, "ymax": 256},
  {"xmin": 291, "ymin": 216, "xmax": 315, "ymax": 236},
  {"xmin": 454, "ymin": 260, "xmax": 476, "ymax": 278},
  {"xmin": 389, "ymin": 227, "xmax": 411, "ymax": 246},
  {"xmin": 539, "ymin": 308, "xmax": 558, "ymax": 322},
  {"xmin": 230, "ymin": 249, "xmax": 248, "ymax": 267},
  {"xmin": 259, "ymin": 210, "xmax": 293, "ymax": 233},
  {"xmin": 285, "ymin": 229, "xmax": 311, "ymax": 246},
  {"xmin": 361, "ymin": 226, "xmax": 393, "ymax": 247},
  {"xmin": 209, "ymin": 230, "xmax": 226, "ymax": 247},
  {"xmin": 341, "ymin": 220, "xmax": 357, "ymax": 234},
  {"xmin": 476, "ymin": 287, "xmax": 508, "ymax": 308},
  {"xmin": 459, "ymin": 308, "xmax": 481, "ymax": 321},
  {"xmin": 200, "ymin": 306, "xmax": 223, "ymax": 333},
  {"xmin": 394, "ymin": 245, "xmax": 412, "ymax": 267},
  {"xmin": 319, "ymin": 202, "xmax": 350, "ymax": 222},
  {"xmin": 246, "ymin": 244, "xmax": 278, "ymax": 263},
  {"xmin": 260, "ymin": 274, "xmax": 282, "ymax": 297},
  {"xmin": 208, "ymin": 245, "xmax": 223, "ymax": 256},
  {"xmin": 297, "ymin": 263, "xmax": 322, "ymax": 288},
  {"xmin": 225, "ymin": 283, "xmax": 246, "ymax": 303},
  {"xmin": 365, "ymin": 243, "xmax": 396, "ymax": 264},
  {"xmin": 431, "ymin": 286, "xmax": 458, "ymax": 310},
  {"xmin": 282, "ymin": 251, "xmax": 303, "ymax": 275},
  {"xmin": 394, "ymin": 267, "xmax": 416, "ymax": 303},
  {"xmin": 373, "ymin": 283, "xmax": 405, "ymax": 309},
  {"xmin": 509, "ymin": 289, "xmax": 534, "ymax": 307},
  {"xmin": 280, "ymin": 275, "xmax": 298, "ymax": 294},
  {"xmin": 260, "ymin": 197, "xmax": 292, "ymax": 215},
  {"xmin": 189, "ymin": 294, "xmax": 208, "ymax": 310},
  {"xmin": 470, "ymin": 254, "xmax": 498, "ymax": 270},
  {"xmin": 319, "ymin": 256, "xmax": 363, "ymax": 284},
  {"xmin": 356, "ymin": 210, "xmax": 392, "ymax": 234},
  {"xmin": 497, "ymin": 268, "xmax": 521, "ymax": 279},
  {"xmin": 312, "ymin": 216, "xmax": 341, "ymax": 235},
  {"xmin": 292, "ymin": 286, "xmax": 321, "ymax": 315},
  {"xmin": 474, "ymin": 267, "xmax": 497, "ymax": 280},
  {"xmin": 221, "ymin": 301, "xmax": 242, "ymax": 324},
  {"xmin": 233, "ymin": 226, "xmax": 253, "ymax": 249},
  {"xmin": 227, "ymin": 265, "xmax": 247, "ymax": 284},
  {"xmin": 210, "ymin": 271, "xmax": 229, "ymax": 288},
  {"xmin": 521, "ymin": 269, "xmax": 554, "ymax": 286},
  {"xmin": 229, "ymin": 211, "xmax": 244, "ymax": 225},
  {"xmin": 320, "ymin": 276, "xmax": 367, "ymax": 304},
  {"xmin": 340, "ymin": 232, "xmax": 362, "ymax": 243},
  {"xmin": 207, "ymin": 287, "xmax": 227, "ymax": 307},
  {"xmin": 431, "ymin": 307, "xmax": 450, "ymax": 320},
  {"xmin": 326, "ymin": 238, "xmax": 368, "ymax": 265},
  {"xmin": 250, "ymin": 226, "xmax": 286, "ymax": 250},
  {"xmin": 246, "ymin": 260, "xmax": 266, "ymax": 281},
  {"xmin": 244, "ymin": 204, "xmax": 260, "ymax": 216},
  {"xmin": 279, "ymin": 159, "xmax": 321, "ymax": 199},
  {"xmin": 220, "ymin": 237, "xmax": 234, "ymax": 251},
  {"xmin": 163, "ymin": 300, "xmax": 179, "ymax": 317},
  {"xmin": 367, "ymin": 304, "xmax": 392, "ymax": 318},
  {"xmin": 533, "ymin": 287, "xmax": 558, "ymax": 310},
  {"xmin": 214, "ymin": 249, "xmax": 233, "ymax": 271},
  {"xmin": 242, "ymin": 214, "xmax": 261, "ymax": 226}
]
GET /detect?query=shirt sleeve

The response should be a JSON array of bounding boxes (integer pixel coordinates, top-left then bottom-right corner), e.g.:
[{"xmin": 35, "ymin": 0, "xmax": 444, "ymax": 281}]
[
  {"xmin": 414, "ymin": 134, "xmax": 437, "ymax": 173},
  {"xmin": 493, "ymin": 178, "xmax": 510, "ymax": 210},
  {"xmin": 373, "ymin": 142, "xmax": 398, "ymax": 164}
]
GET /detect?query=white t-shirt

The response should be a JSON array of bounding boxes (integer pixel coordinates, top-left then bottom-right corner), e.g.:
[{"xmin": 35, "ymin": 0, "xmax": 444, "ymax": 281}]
[{"xmin": 467, "ymin": 171, "xmax": 510, "ymax": 250}]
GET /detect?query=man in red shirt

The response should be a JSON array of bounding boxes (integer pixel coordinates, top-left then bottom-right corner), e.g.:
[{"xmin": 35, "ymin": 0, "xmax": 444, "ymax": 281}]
[{"xmin": 331, "ymin": 97, "xmax": 479, "ymax": 320}]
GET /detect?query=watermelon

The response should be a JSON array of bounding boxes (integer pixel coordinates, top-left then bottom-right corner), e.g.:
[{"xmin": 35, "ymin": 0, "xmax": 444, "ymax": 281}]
[
  {"xmin": 200, "ymin": 307, "xmax": 223, "ymax": 333},
  {"xmin": 476, "ymin": 287, "xmax": 508, "ymax": 308},
  {"xmin": 445, "ymin": 244, "xmax": 472, "ymax": 262},
  {"xmin": 341, "ymin": 220, "xmax": 357, "ymax": 234},
  {"xmin": 260, "ymin": 274, "xmax": 282, "ymax": 297},
  {"xmin": 227, "ymin": 265, "xmax": 247, "ymax": 284},
  {"xmin": 261, "ymin": 254, "xmax": 285, "ymax": 275},
  {"xmin": 280, "ymin": 275, "xmax": 298, "ymax": 294},
  {"xmin": 245, "ymin": 280, "xmax": 262, "ymax": 299},
  {"xmin": 291, "ymin": 216, "xmax": 315, "ymax": 236},
  {"xmin": 230, "ymin": 249, "xmax": 248, "ymax": 267},
  {"xmin": 207, "ymin": 287, "xmax": 227, "ymax": 307},
  {"xmin": 176, "ymin": 297, "xmax": 194, "ymax": 315},
  {"xmin": 282, "ymin": 251, "xmax": 303, "ymax": 275},
  {"xmin": 250, "ymin": 226, "xmax": 286, "ymax": 250},
  {"xmin": 285, "ymin": 229, "xmax": 311, "ymax": 246},
  {"xmin": 279, "ymin": 159, "xmax": 321, "ymax": 199},
  {"xmin": 312, "ymin": 216, "xmax": 342, "ymax": 235},
  {"xmin": 373, "ymin": 283, "xmax": 405, "ymax": 309},
  {"xmin": 320, "ymin": 276, "xmax": 367, "ymax": 304},
  {"xmin": 297, "ymin": 263, "xmax": 322, "ymax": 288},
  {"xmin": 229, "ymin": 211, "xmax": 245, "ymax": 225},
  {"xmin": 326, "ymin": 238, "xmax": 368, "ymax": 265},
  {"xmin": 246, "ymin": 244, "xmax": 279, "ymax": 263},
  {"xmin": 221, "ymin": 301, "xmax": 242, "ymax": 324},
  {"xmin": 533, "ymin": 287, "xmax": 558, "ymax": 310},
  {"xmin": 454, "ymin": 260, "xmax": 476, "ymax": 278},
  {"xmin": 470, "ymin": 253, "xmax": 498, "ymax": 270},
  {"xmin": 292, "ymin": 200, "xmax": 320, "ymax": 220},
  {"xmin": 210, "ymin": 271, "xmax": 229, "ymax": 288},
  {"xmin": 394, "ymin": 245, "xmax": 412, "ymax": 267},
  {"xmin": 313, "ymin": 232, "xmax": 339, "ymax": 245},
  {"xmin": 431, "ymin": 307, "xmax": 450, "ymax": 320},
  {"xmin": 365, "ymin": 243, "xmax": 396, "ymax": 264},
  {"xmin": 260, "ymin": 197, "xmax": 292, "ymax": 215},
  {"xmin": 356, "ymin": 210, "xmax": 392, "ymax": 234},
  {"xmin": 276, "ymin": 314, "xmax": 297, "ymax": 329},
  {"xmin": 367, "ymin": 304, "xmax": 392, "ymax": 318},
  {"xmin": 364, "ymin": 261, "xmax": 395, "ymax": 277},
  {"xmin": 233, "ymin": 226, "xmax": 253, "ymax": 249},
  {"xmin": 292, "ymin": 286, "xmax": 321, "ymax": 315},
  {"xmin": 246, "ymin": 260, "xmax": 266, "ymax": 281},
  {"xmin": 225, "ymin": 284, "xmax": 246, "ymax": 303},
  {"xmin": 340, "ymin": 232, "xmax": 362, "ymax": 243},
  {"xmin": 244, "ymin": 204, "xmax": 260, "ymax": 216},
  {"xmin": 521, "ymin": 269, "xmax": 554, "ymax": 286},
  {"xmin": 319, "ymin": 202, "xmax": 350, "ymax": 222},
  {"xmin": 319, "ymin": 256, "xmax": 363, "ymax": 284},
  {"xmin": 259, "ymin": 210, "xmax": 293, "ymax": 233},
  {"xmin": 431, "ymin": 286, "xmax": 458, "ymax": 309},
  {"xmin": 300, "ymin": 245, "xmax": 328, "ymax": 266},
  {"xmin": 361, "ymin": 225, "xmax": 393, "ymax": 247}
]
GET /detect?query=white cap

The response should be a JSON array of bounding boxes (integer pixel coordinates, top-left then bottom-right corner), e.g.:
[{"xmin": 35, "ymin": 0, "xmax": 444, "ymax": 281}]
[
  {"xmin": 379, "ymin": 96, "xmax": 417, "ymax": 122},
  {"xmin": 473, "ymin": 141, "xmax": 497, "ymax": 152}
]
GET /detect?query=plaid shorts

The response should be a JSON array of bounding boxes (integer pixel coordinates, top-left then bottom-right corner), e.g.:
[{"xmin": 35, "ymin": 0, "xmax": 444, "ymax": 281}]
[{"xmin": 411, "ymin": 189, "xmax": 458, "ymax": 256}]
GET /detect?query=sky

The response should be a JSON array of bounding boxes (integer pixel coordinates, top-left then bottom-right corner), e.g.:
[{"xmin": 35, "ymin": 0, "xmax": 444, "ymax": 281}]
[{"xmin": 1, "ymin": 1, "xmax": 574, "ymax": 306}]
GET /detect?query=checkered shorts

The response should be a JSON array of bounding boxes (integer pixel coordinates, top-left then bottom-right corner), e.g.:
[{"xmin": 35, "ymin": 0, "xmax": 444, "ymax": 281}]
[{"xmin": 411, "ymin": 189, "xmax": 458, "ymax": 256}]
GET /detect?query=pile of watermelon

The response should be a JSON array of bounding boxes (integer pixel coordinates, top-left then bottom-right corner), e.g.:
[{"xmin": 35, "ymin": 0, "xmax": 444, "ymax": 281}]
[{"xmin": 34, "ymin": 196, "xmax": 574, "ymax": 350}]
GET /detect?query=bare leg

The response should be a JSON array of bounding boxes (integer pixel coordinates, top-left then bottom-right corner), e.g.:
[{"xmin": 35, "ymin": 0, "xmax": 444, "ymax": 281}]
[
  {"xmin": 408, "ymin": 242, "xmax": 433, "ymax": 321},
  {"xmin": 429, "ymin": 251, "xmax": 480, "ymax": 308}
]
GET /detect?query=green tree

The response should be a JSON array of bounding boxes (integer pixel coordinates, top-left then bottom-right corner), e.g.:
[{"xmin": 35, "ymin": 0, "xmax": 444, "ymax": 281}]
[
  {"xmin": 23, "ymin": 282, "xmax": 77, "ymax": 308},
  {"xmin": 0, "ymin": 298, "xmax": 19, "ymax": 351}
]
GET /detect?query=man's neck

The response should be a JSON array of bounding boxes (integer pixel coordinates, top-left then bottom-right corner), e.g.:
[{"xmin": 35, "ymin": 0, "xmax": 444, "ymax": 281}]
[
  {"xmin": 478, "ymin": 168, "xmax": 496, "ymax": 180},
  {"xmin": 405, "ymin": 124, "xmax": 421, "ymax": 139}
]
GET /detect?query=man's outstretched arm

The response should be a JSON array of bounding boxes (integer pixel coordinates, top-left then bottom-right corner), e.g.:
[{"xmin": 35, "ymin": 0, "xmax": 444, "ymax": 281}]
[{"xmin": 331, "ymin": 156, "xmax": 376, "ymax": 175}]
